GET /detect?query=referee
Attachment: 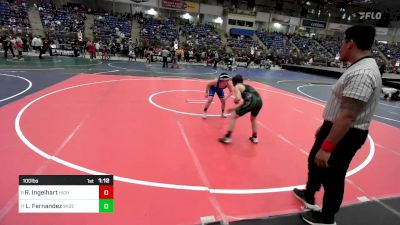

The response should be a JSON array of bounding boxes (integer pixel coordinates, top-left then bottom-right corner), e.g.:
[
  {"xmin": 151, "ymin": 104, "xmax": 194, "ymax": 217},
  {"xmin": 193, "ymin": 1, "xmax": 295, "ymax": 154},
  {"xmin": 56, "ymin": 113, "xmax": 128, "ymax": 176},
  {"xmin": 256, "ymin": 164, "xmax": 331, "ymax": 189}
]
[{"xmin": 293, "ymin": 25, "xmax": 382, "ymax": 225}]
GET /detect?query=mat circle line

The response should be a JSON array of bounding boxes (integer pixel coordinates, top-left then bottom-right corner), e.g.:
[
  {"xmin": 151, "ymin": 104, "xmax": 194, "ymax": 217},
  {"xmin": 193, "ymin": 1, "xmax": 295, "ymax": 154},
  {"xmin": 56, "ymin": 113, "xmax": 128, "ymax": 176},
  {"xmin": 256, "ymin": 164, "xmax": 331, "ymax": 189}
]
[
  {"xmin": 149, "ymin": 90, "xmax": 231, "ymax": 117},
  {"xmin": 15, "ymin": 78, "xmax": 375, "ymax": 194},
  {"xmin": 297, "ymin": 84, "xmax": 400, "ymax": 123},
  {"xmin": 0, "ymin": 73, "xmax": 32, "ymax": 102}
]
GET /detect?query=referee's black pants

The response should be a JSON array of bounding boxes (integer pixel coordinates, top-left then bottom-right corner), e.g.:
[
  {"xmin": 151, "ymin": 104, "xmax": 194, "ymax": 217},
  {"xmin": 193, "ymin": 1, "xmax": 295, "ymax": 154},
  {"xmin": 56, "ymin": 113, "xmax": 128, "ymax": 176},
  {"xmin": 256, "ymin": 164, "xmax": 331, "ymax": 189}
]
[
  {"xmin": 162, "ymin": 57, "xmax": 168, "ymax": 68},
  {"xmin": 306, "ymin": 121, "xmax": 368, "ymax": 220}
]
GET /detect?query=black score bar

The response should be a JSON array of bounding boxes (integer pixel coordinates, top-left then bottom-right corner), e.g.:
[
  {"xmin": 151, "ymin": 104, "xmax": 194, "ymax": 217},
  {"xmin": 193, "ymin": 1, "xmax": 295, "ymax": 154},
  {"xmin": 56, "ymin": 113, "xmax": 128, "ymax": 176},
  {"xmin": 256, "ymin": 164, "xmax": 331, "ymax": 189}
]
[{"xmin": 19, "ymin": 175, "xmax": 113, "ymax": 185}]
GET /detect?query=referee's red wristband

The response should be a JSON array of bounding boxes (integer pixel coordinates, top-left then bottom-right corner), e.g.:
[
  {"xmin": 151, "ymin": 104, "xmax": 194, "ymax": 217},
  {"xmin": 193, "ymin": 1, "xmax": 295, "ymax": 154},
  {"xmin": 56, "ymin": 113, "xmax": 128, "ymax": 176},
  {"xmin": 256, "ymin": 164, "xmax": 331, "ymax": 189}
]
[{"xmin": 321, "ymin": 140, "xmax": 336, "ymax": 153}]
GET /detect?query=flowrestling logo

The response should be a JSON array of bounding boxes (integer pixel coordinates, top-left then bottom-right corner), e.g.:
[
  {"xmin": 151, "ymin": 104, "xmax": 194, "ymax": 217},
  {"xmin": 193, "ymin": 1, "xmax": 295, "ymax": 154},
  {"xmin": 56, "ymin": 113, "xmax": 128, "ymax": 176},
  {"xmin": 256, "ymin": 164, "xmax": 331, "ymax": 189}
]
[{"xmin": 359, "ymin": 12, "xmax": 382, "ymax": 20}]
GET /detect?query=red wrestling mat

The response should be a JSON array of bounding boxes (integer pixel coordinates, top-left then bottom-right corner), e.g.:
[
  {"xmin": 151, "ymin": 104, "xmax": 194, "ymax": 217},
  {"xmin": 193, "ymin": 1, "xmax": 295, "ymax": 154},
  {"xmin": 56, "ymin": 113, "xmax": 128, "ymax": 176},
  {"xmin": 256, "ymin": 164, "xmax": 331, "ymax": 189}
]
[{"xmin": 0, "ymin": 74, "xmax": 399, "ymax": 225}]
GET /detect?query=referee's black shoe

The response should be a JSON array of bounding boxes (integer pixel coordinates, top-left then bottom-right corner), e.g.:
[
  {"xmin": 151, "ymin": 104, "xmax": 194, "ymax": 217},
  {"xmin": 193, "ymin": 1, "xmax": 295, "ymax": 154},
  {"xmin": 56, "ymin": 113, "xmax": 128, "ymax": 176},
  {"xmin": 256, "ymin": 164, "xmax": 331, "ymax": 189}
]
[
  {"xmin": 293, "ymin": 188, "xmax": 320, "ymax": 211},
  {"xmin": 301, "ymin": 210, "xmax": 337, "ymax": 225}
]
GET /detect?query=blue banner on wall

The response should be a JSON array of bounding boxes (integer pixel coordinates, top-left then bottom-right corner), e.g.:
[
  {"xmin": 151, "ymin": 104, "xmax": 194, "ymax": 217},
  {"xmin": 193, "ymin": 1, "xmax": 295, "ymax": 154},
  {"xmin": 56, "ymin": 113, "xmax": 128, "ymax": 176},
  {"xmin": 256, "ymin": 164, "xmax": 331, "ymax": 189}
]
[{"xmin": 230, "ymin": 28, "xmax": 255, "ymax": 36}]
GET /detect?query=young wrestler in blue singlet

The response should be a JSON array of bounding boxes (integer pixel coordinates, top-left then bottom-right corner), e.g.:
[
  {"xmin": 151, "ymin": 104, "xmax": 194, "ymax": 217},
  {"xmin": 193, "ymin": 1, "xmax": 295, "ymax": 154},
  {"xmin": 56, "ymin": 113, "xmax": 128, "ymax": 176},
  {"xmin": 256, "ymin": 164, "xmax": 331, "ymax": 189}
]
[{"xmin": 202, "ymin": 73, "xmax": 233, "ymax": 118}]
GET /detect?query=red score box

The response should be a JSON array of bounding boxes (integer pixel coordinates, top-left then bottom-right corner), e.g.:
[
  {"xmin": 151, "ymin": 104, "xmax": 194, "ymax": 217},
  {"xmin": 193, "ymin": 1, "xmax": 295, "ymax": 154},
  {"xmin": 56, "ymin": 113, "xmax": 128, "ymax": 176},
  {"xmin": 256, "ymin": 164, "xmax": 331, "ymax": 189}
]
[{"xmin": 99, "ymin": 185, "xmax": 113, "ymax": 199}]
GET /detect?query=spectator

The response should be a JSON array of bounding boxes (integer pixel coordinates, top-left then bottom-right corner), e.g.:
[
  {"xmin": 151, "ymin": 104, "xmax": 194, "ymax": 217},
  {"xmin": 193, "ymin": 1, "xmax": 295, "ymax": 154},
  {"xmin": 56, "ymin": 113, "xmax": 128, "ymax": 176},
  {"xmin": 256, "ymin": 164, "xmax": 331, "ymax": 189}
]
[
  {"xmin": 87, "ymin": 41, "xmax": 95, "ymax": 62},
  {"xmin": 161, "ymin": 47, "xmax": 170, "ymax": 68},
  {"xmin": 95, "ymin": 41, "xmax": 100, "ymax": 57},
  {"xmin": 2, "ymin": 36, "xmax": 15, "ymax": 58},
  {"xmin": 15, "ymin": 36, "xmax": 24, "ymax": 59}
]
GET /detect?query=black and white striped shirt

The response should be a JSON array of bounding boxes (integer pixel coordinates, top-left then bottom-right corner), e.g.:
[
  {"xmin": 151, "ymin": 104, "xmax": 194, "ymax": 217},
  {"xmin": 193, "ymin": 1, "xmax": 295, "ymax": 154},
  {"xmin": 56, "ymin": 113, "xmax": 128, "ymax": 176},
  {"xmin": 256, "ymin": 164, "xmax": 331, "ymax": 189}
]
[{"xmin": 323, "ymin": 57, "xmax": 382, "ymax": 130}]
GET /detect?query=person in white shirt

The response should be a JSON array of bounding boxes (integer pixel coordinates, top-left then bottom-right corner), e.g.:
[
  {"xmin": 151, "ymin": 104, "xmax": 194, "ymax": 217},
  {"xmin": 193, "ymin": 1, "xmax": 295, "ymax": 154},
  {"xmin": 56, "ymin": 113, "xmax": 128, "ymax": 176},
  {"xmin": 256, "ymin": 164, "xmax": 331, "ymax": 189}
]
[
  {"xmin": 308, "ymin": 57, "xmax": 313, "ymax": 65},
  {"xmin": 382, "ymin": 87, "xmax": 400, "ymax": 101},
  {"xmin": 161, "ymin": 48, "xmax": 170, "ymax": 68},
  {"xmin": 15, "ymin": 36, "xmax": 24, "ymax": 60},
  {"xmin": 31, "ymin": 36, "xmax": 38, "ymax": 51},
  {"xmin": 294, "ymin": 25, "xmax": 382, "ymax": 225},
  {"xmin": 95, "ymin": 42, "xmax": 100, "ymax": 57},
  {"xmin": 37, "ymin": 37, "xmax": 44, "ymax": 59},
  {"xmin": 128, "ymin": 49, "xmax": 136, "ymax": 61}
]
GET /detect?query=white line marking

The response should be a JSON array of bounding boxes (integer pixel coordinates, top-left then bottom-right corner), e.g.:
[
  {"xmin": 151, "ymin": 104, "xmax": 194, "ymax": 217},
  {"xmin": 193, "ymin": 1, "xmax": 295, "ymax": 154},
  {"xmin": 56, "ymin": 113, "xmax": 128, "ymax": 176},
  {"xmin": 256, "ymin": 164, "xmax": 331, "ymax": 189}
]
[
  {"xmin": 114, "ymin": 175, "xmax": 208, "ymax": 191},
  {"xmin": 0, "ymin": 61, "xmax": 101, "ymax": 72},
  {"xmin": 373, "ymin": 115, "xmax": 400, "ymax": 123},
  {"xmin": 186, "ymin": 99, "xmax": 209, "ymax": 102},
  {"xmin": 346, "ymin": 135, "xmax": 375, "ymax": 177},
  {"xmin": 276, "ymin": 80, "xmax": 333, "ymax": 84},
  {"xmin": 149, "ymin": 90, "xmax": 229, "ymax": 117},
  {"xmin": 187, "ymin": 102, "xmax": 213, "ymax": 104},
  {"xmin": 0, "ymin": 194, "xmax": 17, "ymax": 221},
  {"xmin": 152, "ymin": 75, "xmax": 209, "ymax": 82},
  {"xmin": 297, "ymin": 84, "xmax": 328, "ymax": 103},
  {"xmin": 255, "ymin": 97, "xmax": 376, "ymax": 182},
  {"xmin": 379, "ymin": 102, "xmax": 400, "ymax": 109},
  {"xmin": 375, "ymin": 143, "xmax": 384, "ymax": 148},
  {"xmin": 371, "ymin": 197, "xmax": 400, "ymax": 217},
  {"xmin": 186, "ymin": 100, "xmax": 213, "ymax": 104},
  {"xmin": 15, "ymin": 78, "xmax": 375, "ymax": 194},
  {"xmin": 93, "ymin": 70, "xmax": 120, "ymax": 75},
  {"xmin": 177, "ymin": 120, "xmax": 210, "ymax": 188},
  {"xmin": 0, "ymin": 73, "xmax": 32, "ymax": 102},
  {"xmin": 346, "ymin": 179, "xmax": 400, "ymax": 217},
  {"xmin": 357, "ymin": 196, "xmax": 370, "ymax": 202},
  {"xmin": 151, "ymin": 70, "xmax": 218, "ymax": 75},
  {"xmin": 277, "ymin": 134, "xmax": 290, "ymax": 144},
  {"xmin": 108, "ymin": 62, "xmax": 218, "ymax": 75},
  {"xmin": 276, "ymin": 80, "xmax": 310, "ymax": 84},
  {"xmin": 293, "ymin": 107, "xmax": 304, "ymax": 114},
  {"xmin": 388, "ymin": 111, "xmax": 399, "ymax": 115},
  {"xmin": 251, "ymin": 87, "xmax": 324, "ymax": 107},
  {"xmin": 258, "ymin": 121, "xmax": 309, "ymax": 155},
  {"xmin": 297, "ymin": 84, "xmax": 400, "ymax": 123},
  {"xmin": 0, "ymin": 68, "xmax": 64, "ymax": 71},
  {"xmin": 53, "ymin": 123, "xmax": 84, "ymax": 157},
  {"xmin": 200, "ymin": 216, "xmax": 217, "ymax": 224},
  {"xmin": 209, "ymin": 184, "xmax": 307, "ymax": 194},
  {"xmin": 374, "ymin": 143, "xmax": 400, "ymax": 157},
  {"xmin": 276, "ymin": 80, "xmax": 297, "ymax": 84},
  {"xmin": 177, "ymin": 121, "xmax": 228, "ymax": 223},
  {"xmin": 0, "ymin": 120, "xmax": 83, "ymax": 221},
  {"xmin": 107, "ymin": 63, "xmax": 127, "ymax": 70}
]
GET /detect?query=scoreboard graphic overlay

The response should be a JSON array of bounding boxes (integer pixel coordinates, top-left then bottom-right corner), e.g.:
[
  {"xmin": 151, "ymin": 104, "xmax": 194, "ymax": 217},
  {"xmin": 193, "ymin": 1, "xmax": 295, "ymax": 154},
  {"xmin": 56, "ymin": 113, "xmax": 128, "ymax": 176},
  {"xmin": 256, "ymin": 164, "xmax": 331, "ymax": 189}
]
[{"xmin": 19, "ymin": 175, "xmax": 114, "ymax": 213}]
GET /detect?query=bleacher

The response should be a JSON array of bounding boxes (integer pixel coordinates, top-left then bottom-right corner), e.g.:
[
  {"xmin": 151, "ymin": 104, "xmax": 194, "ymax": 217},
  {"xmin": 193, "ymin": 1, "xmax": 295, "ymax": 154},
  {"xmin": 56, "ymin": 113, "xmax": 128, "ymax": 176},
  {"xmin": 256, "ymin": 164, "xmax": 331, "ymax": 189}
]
[
  {"xmin": 377, "ymin": 42, "xmax": 400, "ymax": 61},
  {"xmin": 0, "ymin": 0, "xmax": 30, "ymax": 29},
  {"xmin": 140, "ymin": 17, "xmax": 177, "ymax": 42},
  {"xmin": 182, "ymin": 22, "xmax": 222, "ymax": 49},
  {"xmin": 93, "ymin": 12, "xmax": 132, "ymax": 41},
  {"xmin": 38, "ymin": 0, "xmax": 86, "ymax": 35},
  {"xmin": 256, "ymin": 31, "xmax": 289, "ymax": 55},
  {"xmin": 320, "ymin": 39, "xmax": 340, "ymax": 55},
  {"xmin": 227, "ymin": 35, "xmax": 258, "ymax": 50},
  {"xmin": 291, "ymin": 36, "xmax": 331, "ymax": 58}
]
